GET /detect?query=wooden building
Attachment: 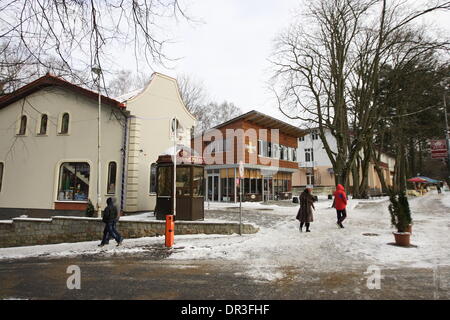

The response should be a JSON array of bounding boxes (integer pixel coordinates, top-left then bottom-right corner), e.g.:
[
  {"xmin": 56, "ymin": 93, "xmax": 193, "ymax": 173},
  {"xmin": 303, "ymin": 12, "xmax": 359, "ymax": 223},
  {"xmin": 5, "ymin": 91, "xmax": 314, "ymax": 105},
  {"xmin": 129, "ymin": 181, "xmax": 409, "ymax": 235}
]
[{"xmin": 192, "ymin": 110, "xmax": 306, "ymax": 202}]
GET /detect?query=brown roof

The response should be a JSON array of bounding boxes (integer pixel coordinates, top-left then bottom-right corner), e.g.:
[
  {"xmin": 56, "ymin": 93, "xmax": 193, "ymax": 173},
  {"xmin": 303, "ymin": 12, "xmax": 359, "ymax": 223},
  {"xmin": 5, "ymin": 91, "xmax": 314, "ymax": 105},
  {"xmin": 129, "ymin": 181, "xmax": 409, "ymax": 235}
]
[
  {"xmin": 213, "ymin": 110, "xmax": 306, "ymax": 138},
  {"xmin": 0, "ymin": 74, "xmax": 126, "ymax": 110}
]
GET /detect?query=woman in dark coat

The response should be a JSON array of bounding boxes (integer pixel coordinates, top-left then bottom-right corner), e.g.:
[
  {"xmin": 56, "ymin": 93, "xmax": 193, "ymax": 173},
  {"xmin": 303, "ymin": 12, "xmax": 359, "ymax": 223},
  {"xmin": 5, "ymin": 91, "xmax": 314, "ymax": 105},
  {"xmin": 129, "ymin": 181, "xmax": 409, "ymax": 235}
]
[{"xmin": 296, "ymin": 188, "xmax": 315, "ymax": 232}]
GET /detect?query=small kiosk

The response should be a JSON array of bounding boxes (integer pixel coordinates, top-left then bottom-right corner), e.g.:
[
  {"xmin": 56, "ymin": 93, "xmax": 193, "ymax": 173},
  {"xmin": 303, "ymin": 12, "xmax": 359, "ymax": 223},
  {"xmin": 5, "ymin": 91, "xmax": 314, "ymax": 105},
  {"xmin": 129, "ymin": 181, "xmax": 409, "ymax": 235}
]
[{"xmin": 155, "ymin": 146, "xmax": 205, "ymax": 221}]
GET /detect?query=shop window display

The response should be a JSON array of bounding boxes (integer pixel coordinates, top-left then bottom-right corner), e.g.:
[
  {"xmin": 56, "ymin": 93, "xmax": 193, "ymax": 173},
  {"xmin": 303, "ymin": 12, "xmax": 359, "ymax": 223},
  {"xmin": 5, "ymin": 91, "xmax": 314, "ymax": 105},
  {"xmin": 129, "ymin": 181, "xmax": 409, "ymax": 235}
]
[{"xmin": 58, "ymin": 162, "xmax": 90, "ymax": 201}]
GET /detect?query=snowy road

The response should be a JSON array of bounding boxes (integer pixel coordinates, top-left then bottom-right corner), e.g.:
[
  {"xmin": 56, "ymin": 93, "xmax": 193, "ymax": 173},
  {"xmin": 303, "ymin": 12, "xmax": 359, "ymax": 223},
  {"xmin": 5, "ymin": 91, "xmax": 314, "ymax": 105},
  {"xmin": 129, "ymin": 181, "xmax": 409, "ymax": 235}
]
[{"xmin": 0, "ymin": 191, "xmax": 449, "ymax": 299}]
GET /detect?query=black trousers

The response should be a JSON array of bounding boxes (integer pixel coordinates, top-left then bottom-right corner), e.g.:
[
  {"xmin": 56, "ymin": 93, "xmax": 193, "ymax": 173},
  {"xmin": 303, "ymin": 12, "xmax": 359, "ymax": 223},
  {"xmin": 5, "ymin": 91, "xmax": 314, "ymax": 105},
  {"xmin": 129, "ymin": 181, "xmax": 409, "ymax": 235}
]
[{"xmin": 337, "ymin": 209, "xmax": 347, "ymax": 223}]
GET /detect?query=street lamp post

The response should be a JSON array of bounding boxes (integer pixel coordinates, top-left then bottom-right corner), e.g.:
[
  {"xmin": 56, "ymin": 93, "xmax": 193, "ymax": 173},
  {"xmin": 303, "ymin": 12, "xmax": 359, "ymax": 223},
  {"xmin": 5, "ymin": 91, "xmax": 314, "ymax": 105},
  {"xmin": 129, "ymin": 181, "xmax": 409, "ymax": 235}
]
[
  {"xmin": 443, "ymin": 91, "xmax": 450, "ymax": 177},
  {"xmin": 92, "ymin": 66, "xmax": 102, "ymax": 217},
  {"xmin": 441, "ymin": 78, "xmax": 450, "ymax": 179},
  {"xmin": 171, "ymin": 118, "xmax": 178, "ymax": 218},
  {"xmin": 171, "ymin": 118, "xmax": 184, "ymax": 217}
]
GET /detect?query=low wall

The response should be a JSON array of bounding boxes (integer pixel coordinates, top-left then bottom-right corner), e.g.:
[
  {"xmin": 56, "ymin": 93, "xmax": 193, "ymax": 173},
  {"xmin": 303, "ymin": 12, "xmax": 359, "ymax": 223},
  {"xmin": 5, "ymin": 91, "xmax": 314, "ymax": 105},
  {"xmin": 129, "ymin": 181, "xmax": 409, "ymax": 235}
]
[{"xmin": 0, "ymin": 217, "xmax": 259, "ymax": 248}]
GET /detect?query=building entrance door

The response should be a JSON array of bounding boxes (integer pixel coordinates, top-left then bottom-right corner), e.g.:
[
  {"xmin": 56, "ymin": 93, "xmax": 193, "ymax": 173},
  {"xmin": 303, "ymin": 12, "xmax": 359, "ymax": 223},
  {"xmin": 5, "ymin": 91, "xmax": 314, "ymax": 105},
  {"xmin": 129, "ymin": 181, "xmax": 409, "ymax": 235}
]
[
  {"xmin": 263, "ymin": 177, "xmax": 273, "ymax": 201},
  {"xmin": 207, "ymin": 174, "xmax": 220, "ymax": 202}
]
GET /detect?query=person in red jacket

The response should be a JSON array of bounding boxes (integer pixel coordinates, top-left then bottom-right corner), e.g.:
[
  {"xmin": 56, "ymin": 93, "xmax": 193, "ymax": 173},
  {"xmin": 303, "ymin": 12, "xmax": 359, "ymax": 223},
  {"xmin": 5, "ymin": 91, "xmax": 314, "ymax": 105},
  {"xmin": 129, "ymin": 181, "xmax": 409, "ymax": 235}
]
[{"xmin": 333, "ymin": 184, "xmax": 348, "ymax": 228}]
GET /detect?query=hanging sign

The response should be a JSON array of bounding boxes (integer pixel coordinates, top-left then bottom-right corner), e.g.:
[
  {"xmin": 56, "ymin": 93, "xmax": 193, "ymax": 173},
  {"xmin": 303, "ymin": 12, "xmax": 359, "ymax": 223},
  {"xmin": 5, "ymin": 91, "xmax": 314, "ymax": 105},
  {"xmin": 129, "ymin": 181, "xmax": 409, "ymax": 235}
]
[{"xmin": 431, "ymin": 140, "xmax": 447, "ymax": 159}]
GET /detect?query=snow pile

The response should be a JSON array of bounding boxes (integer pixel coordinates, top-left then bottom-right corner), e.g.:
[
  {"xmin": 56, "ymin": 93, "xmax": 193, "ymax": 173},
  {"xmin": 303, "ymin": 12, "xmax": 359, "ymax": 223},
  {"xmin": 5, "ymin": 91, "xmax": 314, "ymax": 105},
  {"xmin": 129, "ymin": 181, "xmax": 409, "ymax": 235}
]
[
  {"xmin": 0, "ymin": 237, "xmax": 159, "ymax": 261},
  {"xmin": 440, "ymin": 191, "xmax": 450, "ymax": 209},
  {"xmin": 120, "ymin": 212, "xmax": 156, "ymax": 221}
]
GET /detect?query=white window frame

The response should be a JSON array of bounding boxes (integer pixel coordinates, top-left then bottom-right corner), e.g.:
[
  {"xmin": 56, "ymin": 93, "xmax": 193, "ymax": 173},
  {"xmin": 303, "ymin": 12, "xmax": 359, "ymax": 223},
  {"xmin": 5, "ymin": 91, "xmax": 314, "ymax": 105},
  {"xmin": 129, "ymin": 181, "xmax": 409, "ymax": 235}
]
[
  {"xmin": 272, "ymin": 143, "xmax": 279, "ymax": 159},
  {"xmin": 306, "ymin": 172, "xmax": 315, "ymax": 185},
  {"xmin": 292, "ymin": 148, "xmax": 298, "ymax": 162},
  {"xmin": 305, "ymin": 148, "xmax": 314, "ymax": 162}
]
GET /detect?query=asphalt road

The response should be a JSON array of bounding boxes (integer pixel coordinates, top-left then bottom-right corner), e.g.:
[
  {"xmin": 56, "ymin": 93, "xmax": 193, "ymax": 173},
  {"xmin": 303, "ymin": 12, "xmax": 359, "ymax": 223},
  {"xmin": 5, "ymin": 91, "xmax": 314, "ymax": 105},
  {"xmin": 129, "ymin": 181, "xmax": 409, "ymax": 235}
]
[{"xmin": 0, "ymin": 249, "xmax": 448, "ymax": 300}]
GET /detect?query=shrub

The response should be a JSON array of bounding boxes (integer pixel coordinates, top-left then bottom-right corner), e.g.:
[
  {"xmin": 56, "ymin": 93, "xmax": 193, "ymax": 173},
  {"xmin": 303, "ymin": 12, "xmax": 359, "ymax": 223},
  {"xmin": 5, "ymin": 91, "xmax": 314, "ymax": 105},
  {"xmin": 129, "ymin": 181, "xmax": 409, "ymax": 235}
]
[
  {"xmin": 388, "ymin": 190, "xmax": 412, "ymax": 232},
  {"xmin": 86, "ymin": 199, "xmax": 95, "ymax": 217}
]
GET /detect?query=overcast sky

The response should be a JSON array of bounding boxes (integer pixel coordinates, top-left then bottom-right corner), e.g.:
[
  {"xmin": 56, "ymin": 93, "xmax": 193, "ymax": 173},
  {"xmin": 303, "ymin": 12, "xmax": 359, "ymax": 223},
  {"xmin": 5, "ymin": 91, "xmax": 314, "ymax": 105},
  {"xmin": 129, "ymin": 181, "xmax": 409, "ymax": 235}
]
[
  {"xmin": 119, "ymin": 0, "xmax": 450, "ymax": 125},
  {"xmin": 159, "ymin": 0, "xmax": 302, "ymax": 120}
]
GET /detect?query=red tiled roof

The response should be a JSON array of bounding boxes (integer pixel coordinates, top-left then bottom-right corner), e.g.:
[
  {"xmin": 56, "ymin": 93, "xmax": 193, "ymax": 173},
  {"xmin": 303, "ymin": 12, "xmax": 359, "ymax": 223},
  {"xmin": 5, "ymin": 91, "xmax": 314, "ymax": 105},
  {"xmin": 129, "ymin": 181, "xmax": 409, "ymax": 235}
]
[{"xmin": 0, "ymin": 74, "xmax": 126, "ymax": 110}]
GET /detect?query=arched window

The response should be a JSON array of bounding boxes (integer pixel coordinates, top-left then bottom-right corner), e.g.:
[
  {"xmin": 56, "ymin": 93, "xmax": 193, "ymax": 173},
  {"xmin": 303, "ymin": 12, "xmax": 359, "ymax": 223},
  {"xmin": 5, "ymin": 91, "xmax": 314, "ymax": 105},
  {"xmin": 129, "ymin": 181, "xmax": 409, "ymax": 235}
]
[
  {"xmin": 39, "ymin": 114, "xmax": 48, "ymax": 135},
  {"xmin": 60, "ymin": 113, "xmax": 69, "ymax": 134},
  {"xmin": 107, "ymin": 162, "xmax": 117, "ymax": 194},
  {"xmin": 58, "ymin": 162, "xmax": 90, "ymax": 201},
  {"xmin": 18, "ymin": 115, "xmax": 27, "ymax": 135}
]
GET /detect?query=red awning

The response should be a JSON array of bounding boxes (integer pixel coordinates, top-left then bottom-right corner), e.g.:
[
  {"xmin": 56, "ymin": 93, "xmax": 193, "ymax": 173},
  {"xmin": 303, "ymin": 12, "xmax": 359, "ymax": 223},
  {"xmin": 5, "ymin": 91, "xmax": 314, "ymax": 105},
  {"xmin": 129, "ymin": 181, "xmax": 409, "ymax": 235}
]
[{"xmin": 407, "ymin": 177, "xmax": 427, "ymax": 183}]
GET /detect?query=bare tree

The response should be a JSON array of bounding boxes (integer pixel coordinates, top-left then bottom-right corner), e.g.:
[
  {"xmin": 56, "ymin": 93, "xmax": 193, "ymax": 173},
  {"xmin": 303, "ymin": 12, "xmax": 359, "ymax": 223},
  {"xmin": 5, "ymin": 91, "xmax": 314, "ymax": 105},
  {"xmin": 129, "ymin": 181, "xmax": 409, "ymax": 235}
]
[
  {"xmin": 176, "ymin": 74, "xmax": 242, "ymax": 133},
  {"xmin": 196, "ymin": 101, "xmax": 242, "ymax": 133},
  {"xmin": 177, "ymin": 73, "xmax": 208, "ymax": 116},
  {"xmin": 271, "ymin": 0, "xmax": 449, "ymax": 194},
  {"xmin": 0, "ymin": 0, "xmax": 191, "ymax": 92},
  {"xmin": 107, "ymin": 70, "xmax": 151, "ymax": 98}
]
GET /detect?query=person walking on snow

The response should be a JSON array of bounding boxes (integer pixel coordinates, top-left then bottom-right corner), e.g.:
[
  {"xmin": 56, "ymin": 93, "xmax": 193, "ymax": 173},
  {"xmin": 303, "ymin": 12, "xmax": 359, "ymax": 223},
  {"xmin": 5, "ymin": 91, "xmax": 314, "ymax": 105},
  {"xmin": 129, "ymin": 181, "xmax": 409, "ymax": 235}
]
[
  {"xmin": 333, "ymin": 184, "xmax": 348, "ymax": 229},
  {"xmin": 99, "ymin": 197, "xmax": 123, "ymax": 247},
  {"xmin": 296, "ymin": 187, "xmax": 315, "ymax": 232}
]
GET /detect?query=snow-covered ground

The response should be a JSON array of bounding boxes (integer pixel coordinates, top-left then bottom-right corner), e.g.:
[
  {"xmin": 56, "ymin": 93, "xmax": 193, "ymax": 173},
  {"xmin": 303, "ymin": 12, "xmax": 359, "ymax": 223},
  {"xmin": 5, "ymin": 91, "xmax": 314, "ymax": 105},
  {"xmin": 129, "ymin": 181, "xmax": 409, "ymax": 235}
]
[{"xmin": 1, "ymin": 191, "xmax": 449, "ymax": 282}]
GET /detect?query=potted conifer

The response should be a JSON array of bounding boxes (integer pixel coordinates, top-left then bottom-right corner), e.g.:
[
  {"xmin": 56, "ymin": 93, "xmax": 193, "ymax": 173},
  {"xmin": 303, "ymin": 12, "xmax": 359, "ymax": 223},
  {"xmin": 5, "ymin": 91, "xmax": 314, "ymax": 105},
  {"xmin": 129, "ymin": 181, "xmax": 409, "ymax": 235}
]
[
  {"xmin": 388, "ymin": 190, "xmax": 412, "ymax": 246},
  {"xmin": 85, "ymin": 199, "xmax": 95, "ymax": 217}
]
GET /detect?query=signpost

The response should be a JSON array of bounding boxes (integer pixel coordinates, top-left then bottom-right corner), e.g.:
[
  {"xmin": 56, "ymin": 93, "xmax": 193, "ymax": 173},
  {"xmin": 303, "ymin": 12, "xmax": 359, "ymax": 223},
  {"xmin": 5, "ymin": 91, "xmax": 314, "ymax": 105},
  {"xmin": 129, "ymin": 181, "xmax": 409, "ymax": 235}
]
[
  {"xmin": 165, "ymin": 117, "xmax": 181, "ymax": 248},
  {"xmin": 431, "ymin": 140, "xmax": 448, "ymax": 160},
  {"xmin": 239, "ymin": 161, "xmax": 244, "ymax": 236}
]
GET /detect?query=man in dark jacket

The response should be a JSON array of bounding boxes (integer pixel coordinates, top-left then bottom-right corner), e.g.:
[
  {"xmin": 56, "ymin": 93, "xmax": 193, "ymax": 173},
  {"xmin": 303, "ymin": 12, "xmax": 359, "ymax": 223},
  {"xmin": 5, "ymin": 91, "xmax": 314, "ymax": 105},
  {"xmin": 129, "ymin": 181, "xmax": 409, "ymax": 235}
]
[
  {"xmin": 333, "ymin": 184, "xmax": 348, "ymax": 228},
  {"xmin": 99, "ymin": 197, "xmax": 123, "ymax": 247}
]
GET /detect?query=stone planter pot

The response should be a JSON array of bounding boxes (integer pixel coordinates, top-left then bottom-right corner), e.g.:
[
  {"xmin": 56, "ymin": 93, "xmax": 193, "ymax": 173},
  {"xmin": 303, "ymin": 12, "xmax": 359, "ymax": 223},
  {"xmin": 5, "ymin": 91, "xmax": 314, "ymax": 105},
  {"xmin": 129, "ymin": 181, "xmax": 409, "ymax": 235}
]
[{"xmin": 393, "ymin": 232, "xmax": 411, "ymax": 247}]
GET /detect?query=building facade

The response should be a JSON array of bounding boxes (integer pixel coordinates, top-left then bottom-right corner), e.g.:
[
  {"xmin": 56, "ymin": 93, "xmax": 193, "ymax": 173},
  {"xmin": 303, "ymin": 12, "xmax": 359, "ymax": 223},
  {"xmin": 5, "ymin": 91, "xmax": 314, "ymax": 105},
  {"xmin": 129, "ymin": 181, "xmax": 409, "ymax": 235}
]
[
  {"xmin": 293, "ymin": 128, "xmax": 395, "ymax": 193},
  {"xmin": 0, "ymin": 73, "xmax": 195, "ymax": 217},
  {"xmin": 192, "ymin": 111, "xmax": 305, "ymax": 202}
]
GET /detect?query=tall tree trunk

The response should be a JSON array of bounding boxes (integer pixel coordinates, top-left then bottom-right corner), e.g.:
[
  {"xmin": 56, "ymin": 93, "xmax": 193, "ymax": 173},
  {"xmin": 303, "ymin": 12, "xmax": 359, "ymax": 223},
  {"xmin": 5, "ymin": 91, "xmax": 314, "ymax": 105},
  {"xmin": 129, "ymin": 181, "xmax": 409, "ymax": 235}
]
[
  {"xmin": 352, "ymin": 157, "xmax": 361, "ymax": 198},
  {"xmin": 418, "ymin": 141, "xmax": 423, "ymax": 174},
  {"xmin": 358, "ymin": 147, "xmax": 372, "ymax": 198},
  {"xmin": 408, "ymin": 138, "xmax": 416, "ymax": 177}
]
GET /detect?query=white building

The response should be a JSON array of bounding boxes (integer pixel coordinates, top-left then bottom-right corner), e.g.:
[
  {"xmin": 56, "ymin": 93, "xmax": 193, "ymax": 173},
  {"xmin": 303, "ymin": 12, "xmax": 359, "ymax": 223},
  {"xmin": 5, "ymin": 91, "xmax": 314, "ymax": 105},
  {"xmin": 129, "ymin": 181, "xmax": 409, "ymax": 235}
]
[
  {"xmin": 0, "ymin": 73, "xmax": 195, "ymax": 218},
  {"xmin": 293, "ymin": 128, "xmax": 395, "ymax": 193}
]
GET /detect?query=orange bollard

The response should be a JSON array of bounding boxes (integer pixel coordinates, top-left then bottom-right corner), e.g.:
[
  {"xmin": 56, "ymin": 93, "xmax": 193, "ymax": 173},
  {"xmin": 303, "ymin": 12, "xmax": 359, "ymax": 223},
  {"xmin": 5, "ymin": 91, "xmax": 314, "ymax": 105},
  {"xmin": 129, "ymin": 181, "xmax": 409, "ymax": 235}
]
[{"xmin": 165, "ymin": 215, "xmax": 175, "ymax": 248}]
